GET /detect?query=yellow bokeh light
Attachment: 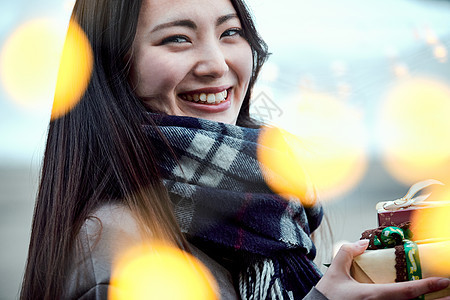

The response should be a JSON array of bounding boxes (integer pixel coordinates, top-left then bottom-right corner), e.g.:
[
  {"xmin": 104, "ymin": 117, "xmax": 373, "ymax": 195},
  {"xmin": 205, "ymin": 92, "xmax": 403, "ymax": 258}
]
[
  {"xmin": 425, "ymin": 29, "xmax": 438, "ymax": 45},
  {"xmin": 258, "ymin": 126, "xmax": 314, "ymax": 206},
  {"xmin": 0, "ymin": 19, "xmax": 63, "ymax": 110},
  {"xmin": 0, "ymin": 18, "xmax": 92, "ymax": 118},
  {"xmin": 259, "ymin": 92, "xmax": 368, "ymax": 202},
  {"xmin": 51, "ymin": 19, "xmax": 93, "ymax": 120},
  {"xmin": 433, "ymin": 45, "xmax": 447, "ymax": 63},
  {"xmin": 392, "ymin": 63, "xmax": 409, "ymax": 78},
  {"xmin": 411, "ymin": 187, "xmax": 450, "ymax": 275},
  {"xmin": 376, "ymin": 77, "xmax": 450, "ymax": 184},
  {"xmin": 109, "ymin": 242, "xmax": 218, "ymax": 300}
]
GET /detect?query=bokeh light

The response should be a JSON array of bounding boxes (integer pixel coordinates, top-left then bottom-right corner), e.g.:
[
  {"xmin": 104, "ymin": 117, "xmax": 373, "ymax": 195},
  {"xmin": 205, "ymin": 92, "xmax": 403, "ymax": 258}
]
[
  {"xmin": 392, "ymin": 63, "xmax": 409, "ymax": 78},
  {"xmin": 433, "ymin": 44, "xmax": 448, "ymax": 63},
  {"xmin": 258, "ymin": 91, "xmax": 368, "ymax": 202},
  {"xmin": 110, "ymin": 242, "xmax": 218, "ymax": 300},
  {"xmin": 411, "ymin": 185, "xmax": 450, "ymax": 242},
  {"xmin": 376, "ymin": 77, "xmax": 450, "ymax": 184},
  {"xmin": 425, "ymin": 28, "xmax": 439, "ymax": 45},
  {"xmin": 258, "ymin": 126, "xmax": 314, "ymax": 205},
  {"xmin": 418, "ymin": 239, "xmax": 450, "ymax": 278},
  {"xmin": 0, "ymin": 17, "xmax": 92, "ymax": 119},
  {"xmin": 411, "ymin": 186, "xmax": 450, "ymax": 275},
  {"xmin": 0, "ymin": 19, "xmax": 63, "ymax": 110},
  {"xmin": 51, "ymin": 19, "xmax": 93, "ymax": 120}
]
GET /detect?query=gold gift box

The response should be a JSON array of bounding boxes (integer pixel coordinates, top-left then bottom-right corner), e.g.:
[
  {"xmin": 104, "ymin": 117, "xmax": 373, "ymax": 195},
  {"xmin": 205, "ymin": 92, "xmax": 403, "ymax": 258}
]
[{"xmin": 351, "ymin": 240, "xmax": 450, "ymax": 300}]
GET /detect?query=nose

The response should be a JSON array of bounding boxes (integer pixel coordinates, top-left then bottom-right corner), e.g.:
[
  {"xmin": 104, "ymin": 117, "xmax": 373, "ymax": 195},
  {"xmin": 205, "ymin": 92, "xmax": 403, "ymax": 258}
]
[{"xmin": 193, "ymin": 41, "xmax": 229, "ymax": 79}]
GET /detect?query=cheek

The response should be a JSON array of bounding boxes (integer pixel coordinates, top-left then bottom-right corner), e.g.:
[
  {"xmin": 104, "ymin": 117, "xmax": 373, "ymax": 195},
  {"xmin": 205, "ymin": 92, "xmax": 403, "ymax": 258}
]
[
  {"xmin": 233, "ymin": 44, "xmax": 253, "ymax": 89},
  {"xmin": 131, "ymin": 50, "xmax": 186, "ymax": 97}
]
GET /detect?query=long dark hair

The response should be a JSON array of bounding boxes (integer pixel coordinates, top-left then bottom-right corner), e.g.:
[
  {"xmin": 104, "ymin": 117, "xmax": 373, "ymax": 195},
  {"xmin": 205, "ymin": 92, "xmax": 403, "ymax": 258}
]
[
  {"xmin": 232, "ymin": 0, "xmax": 269, "ymax": 128},
  {"xmin": 21, "ymin": 0, "xmax": 268, "ymax": 299}
]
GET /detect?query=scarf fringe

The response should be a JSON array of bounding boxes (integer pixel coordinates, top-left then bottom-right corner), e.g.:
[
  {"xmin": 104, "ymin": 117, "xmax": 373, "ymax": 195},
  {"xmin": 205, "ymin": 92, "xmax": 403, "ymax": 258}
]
[
  {"xmin": 240, "ymin": 259, "xmax": 281, "ymax": 300},
  {"xmin": 239, "ymin": 259, "xmax": 297, "ymax": 300},
  {"xmin": 238, "ymin": 252, "xmax": 322, "ymax": 300}
]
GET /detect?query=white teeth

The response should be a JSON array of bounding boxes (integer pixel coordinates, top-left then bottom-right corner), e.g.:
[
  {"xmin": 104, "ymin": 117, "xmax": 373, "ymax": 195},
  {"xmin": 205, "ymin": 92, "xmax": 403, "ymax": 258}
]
[
  {"xmin": 207, "ymin": 94, "xmax": 215, "ymax": 103},
  {"xmin": 216, "ymin": 91, "xmax": 224, "ymax": 101},
  {"xmin": 181, "ymin": 90, "xmax": 229, "ymax": 104}
]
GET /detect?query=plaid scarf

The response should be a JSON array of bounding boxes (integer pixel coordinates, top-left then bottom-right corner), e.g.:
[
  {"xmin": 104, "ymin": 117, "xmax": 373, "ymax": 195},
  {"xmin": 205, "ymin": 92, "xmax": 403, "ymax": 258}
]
[{"xmin": 144, "ymin": 114, "xmax": 324, "ymax": 299}]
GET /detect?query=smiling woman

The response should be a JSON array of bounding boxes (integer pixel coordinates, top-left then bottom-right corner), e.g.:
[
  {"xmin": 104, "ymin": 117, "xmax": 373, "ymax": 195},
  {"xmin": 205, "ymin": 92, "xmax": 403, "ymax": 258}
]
[
  {"xmin": 20, "ymin": 0, "xmax": 271, "ymax": 298},
  {"xmin": 20, "ymin": 0, "xmax": 450, "ymax": 299},
  {"xmin": 130, "ymin": 0, "xmax": 253, "ymax": 124}
]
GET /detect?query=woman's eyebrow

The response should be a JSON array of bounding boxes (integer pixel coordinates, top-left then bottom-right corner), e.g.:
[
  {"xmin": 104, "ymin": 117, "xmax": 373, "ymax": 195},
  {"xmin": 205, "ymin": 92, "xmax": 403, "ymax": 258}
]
[
  {"xmin": 216, "ymin": 13, "xmax": 238, "ymax": 26},
  {"xmin": 151, "ymin": 20, "xmax": 197, "ymax": 33},
  {"xmin": 151, "ymin": 13, "xmax": 239, "ymax": 33}
]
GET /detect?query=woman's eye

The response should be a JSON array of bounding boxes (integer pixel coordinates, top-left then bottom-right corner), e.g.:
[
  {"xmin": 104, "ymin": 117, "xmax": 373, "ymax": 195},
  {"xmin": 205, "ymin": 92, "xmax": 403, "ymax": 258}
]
[
  {"xmin": 161, "ymin": 35, "xmax": 190, "ymax": 45},
  {"xmin": 221, "ymin": 28, "xmax": 243, "ymax": 38}
]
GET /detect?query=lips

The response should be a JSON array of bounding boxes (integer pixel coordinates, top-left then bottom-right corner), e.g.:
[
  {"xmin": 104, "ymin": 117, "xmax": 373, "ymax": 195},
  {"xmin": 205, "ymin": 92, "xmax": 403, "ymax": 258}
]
[{"xmin": 179, "ymin": 88, "xmax": 229, "ymax": 105}]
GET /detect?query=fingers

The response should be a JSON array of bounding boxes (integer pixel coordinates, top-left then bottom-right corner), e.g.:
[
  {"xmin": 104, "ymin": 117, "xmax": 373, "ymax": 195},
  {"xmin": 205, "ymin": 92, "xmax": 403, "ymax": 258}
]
[
  {"xmin": 330, "ymin": 240, "xmax": 369, "ymax": 275},
  {"xmin": 320, "ymin": 240, "xmax": 450, "ymax": 300},
  {"xmin": 374, "ymin": 277, "xmax": 450, "ymax": 300}
]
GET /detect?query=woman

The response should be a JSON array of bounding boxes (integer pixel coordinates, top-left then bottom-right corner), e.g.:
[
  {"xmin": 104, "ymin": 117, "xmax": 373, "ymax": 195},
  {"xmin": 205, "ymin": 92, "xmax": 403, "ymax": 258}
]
[{"xmin": 21, "ymin": 0, "xmax": 450, "ymax": 299}]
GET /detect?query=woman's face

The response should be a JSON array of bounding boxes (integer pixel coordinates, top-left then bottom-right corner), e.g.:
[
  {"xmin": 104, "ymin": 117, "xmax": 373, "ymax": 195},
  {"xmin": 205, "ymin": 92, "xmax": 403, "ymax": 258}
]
[{"xmin": 130, "ymin": 0, "xmax": 253, "ymax": 125}]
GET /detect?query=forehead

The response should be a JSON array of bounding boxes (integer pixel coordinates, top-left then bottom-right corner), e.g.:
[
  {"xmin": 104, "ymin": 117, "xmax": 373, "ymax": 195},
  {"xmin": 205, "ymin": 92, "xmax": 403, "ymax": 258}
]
[{"xmin": 139, "ymin": 0, "xmax": 238, "ymax": 25}]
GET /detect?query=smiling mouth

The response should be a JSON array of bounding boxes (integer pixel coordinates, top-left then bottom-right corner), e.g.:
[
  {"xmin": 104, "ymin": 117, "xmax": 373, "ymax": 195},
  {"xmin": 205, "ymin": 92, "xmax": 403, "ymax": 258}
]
[{"xmin": 179, "ymin": 89, "xmax": 229, "ymax": 105}]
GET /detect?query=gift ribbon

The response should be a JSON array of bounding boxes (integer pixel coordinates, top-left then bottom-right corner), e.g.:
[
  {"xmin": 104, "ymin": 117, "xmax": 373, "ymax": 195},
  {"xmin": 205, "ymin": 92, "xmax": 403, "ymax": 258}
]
[
  {"xmin": 378, "ymin": 179, "xmax": 444, "ymax": 211},
  {"xmin": 373, "ymin": 226, "xmax": 412, "ymax": 248},
  {"xmin": 404, "ymin": 240, "xmax": 422, "ymax": 282},
  {"xmin": 373, "ymin": 226, "xmax": 423, "ymax": 300}
]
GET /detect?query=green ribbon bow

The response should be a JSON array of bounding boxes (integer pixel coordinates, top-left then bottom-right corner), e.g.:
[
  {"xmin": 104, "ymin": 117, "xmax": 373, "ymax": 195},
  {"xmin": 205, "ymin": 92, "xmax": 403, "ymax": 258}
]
[
  {"xmin": 373, "ymin": 226, "xmax": 412, "ymax": 248},
  {"xmin": 374, "ymin": 226, "xmax": 423, "ymax": 300}
]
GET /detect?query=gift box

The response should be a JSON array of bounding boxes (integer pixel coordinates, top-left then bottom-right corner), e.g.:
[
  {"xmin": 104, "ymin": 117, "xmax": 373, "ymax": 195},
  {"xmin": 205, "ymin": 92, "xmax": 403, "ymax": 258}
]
[
  {"xmin": 351, "ymin": 240, "xmax": 450, "ymax": 299},
  {"xmin": 376, "ymin": 179, "xmax": 445, "ymax": 227},
  {"xmin": 353, "ymin": 179, "xmax": 450, "ymax": 299},
  {"xmin": 378, "ymin": 207, "xmax": 413, "ymax": 227},
  {"xmin": 377, "ymin": 206, "xmax": 443, "ymax": 227}
]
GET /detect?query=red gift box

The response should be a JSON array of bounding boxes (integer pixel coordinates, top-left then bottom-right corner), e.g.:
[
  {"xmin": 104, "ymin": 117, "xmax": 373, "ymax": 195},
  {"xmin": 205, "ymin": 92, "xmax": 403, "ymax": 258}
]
[
  {"xmin": 377, "ymin": 207, "xmax": 414, "ymax": 226},
  {"xmin": 376, "ymin": 179, "xmax": 445, "ymax": 227},
  {"xmin": 377, "ymin": 206, "xmax": 443, "ymax": 227}
]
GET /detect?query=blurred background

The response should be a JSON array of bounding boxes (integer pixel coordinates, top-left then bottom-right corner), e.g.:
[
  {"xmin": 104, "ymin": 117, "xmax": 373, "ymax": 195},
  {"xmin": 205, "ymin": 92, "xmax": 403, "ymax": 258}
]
[{"xmin": 1, "ymin": 0, "xmax": 450, "ymax": 298}]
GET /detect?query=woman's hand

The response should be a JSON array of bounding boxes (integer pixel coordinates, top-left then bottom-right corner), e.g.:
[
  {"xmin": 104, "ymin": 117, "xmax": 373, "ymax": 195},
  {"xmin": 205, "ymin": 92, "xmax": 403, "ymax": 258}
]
[{"xmin": 315, "ymin": 240, "xmax": 450, "ymax": 300}]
